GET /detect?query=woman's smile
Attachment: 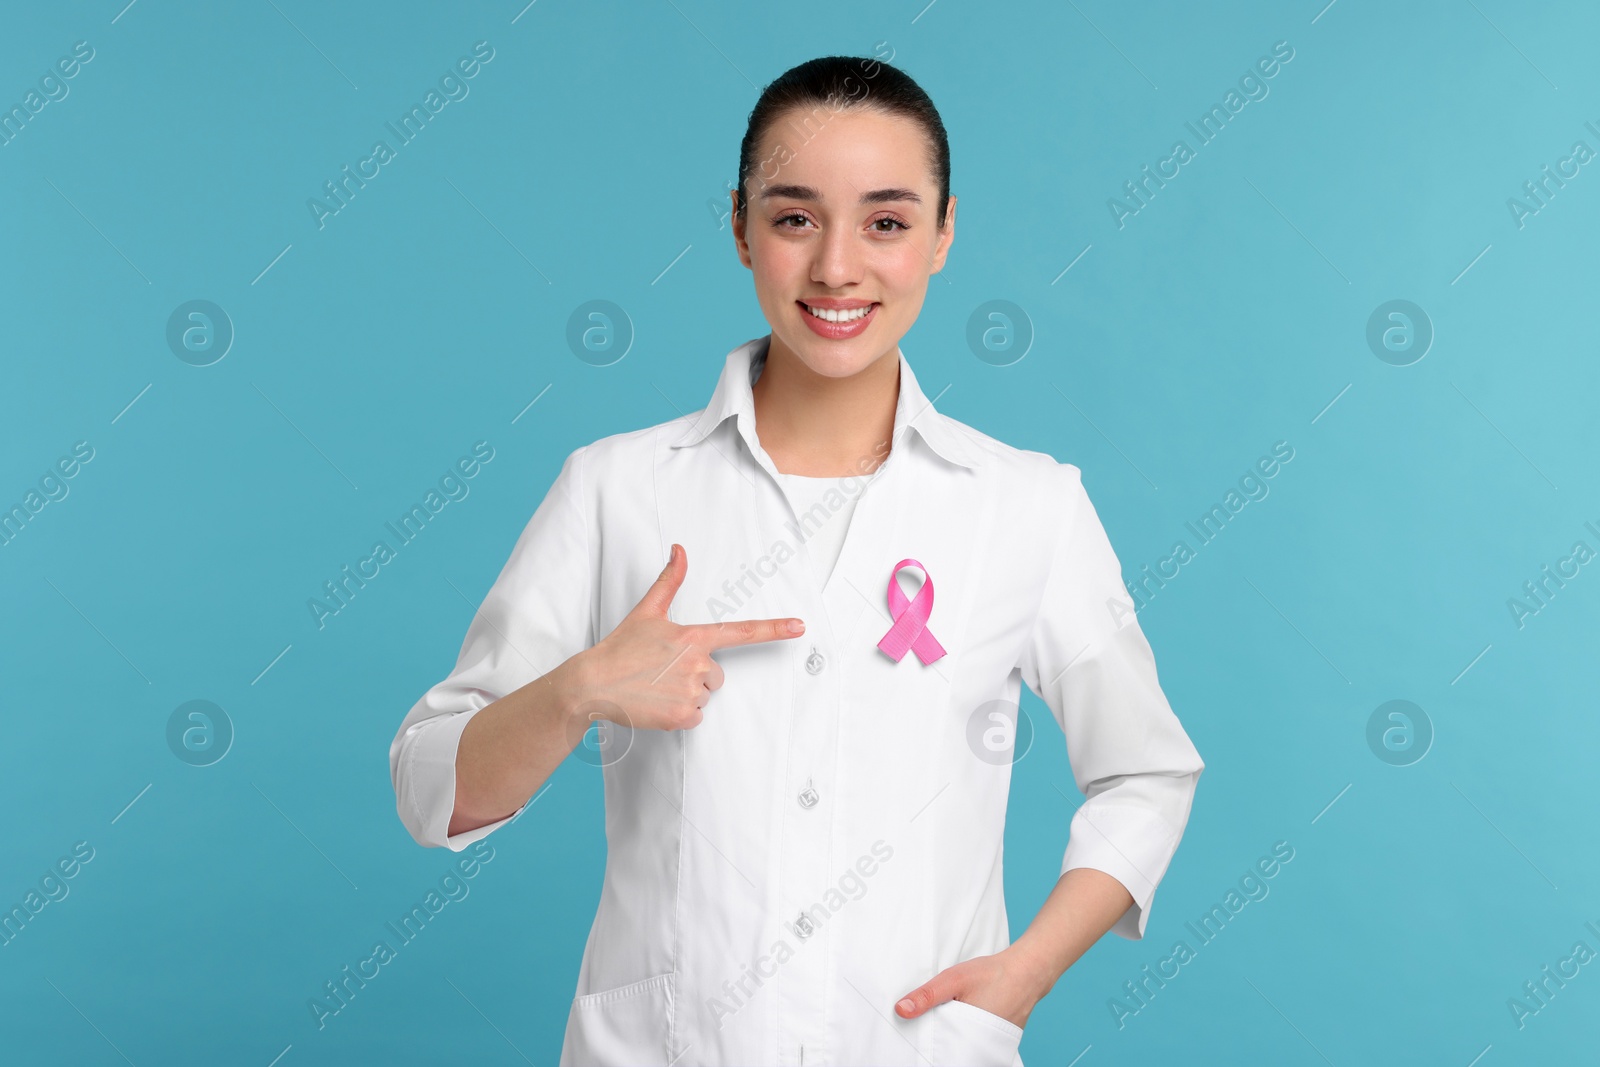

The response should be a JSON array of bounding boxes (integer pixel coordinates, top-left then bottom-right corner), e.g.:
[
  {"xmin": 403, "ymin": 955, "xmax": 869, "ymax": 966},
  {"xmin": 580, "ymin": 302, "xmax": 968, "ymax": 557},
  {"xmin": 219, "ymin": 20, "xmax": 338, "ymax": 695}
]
[{"xmin": 797, "ymin": 298, "xmax": 880, "ymax": 339}]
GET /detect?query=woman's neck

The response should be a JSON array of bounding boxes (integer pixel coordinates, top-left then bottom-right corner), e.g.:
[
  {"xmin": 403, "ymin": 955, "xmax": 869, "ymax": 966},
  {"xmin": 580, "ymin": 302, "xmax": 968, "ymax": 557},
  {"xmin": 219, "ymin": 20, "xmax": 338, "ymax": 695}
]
[{"xmin": 751, "ymin": 334, "xmax": 899, "ymax": 478}]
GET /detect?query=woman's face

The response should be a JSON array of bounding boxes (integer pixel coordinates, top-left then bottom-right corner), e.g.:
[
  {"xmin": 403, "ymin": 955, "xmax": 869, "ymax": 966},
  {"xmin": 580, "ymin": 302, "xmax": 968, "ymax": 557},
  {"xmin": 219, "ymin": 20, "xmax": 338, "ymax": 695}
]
[{"xmin": 732, "ymin": 105, "xmax": 956, "ymax": 378}]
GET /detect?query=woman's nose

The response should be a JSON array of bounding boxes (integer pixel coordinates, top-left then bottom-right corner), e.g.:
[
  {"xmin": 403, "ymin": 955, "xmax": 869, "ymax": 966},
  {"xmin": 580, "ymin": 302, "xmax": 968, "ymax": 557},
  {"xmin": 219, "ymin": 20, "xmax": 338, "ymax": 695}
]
[{"xmin": 811, "ymin": 226, "xmax": 863, "ymax": 288}]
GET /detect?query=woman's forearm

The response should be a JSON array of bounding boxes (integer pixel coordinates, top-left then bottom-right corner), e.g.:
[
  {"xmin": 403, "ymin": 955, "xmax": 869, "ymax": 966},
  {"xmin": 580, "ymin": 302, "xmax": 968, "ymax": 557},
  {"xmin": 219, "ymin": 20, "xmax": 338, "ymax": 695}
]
[
  {"xmin": 447, "ymin": 655, "xmax": 593, "ymax": 837},
  {"xmin": 1009, "ymin": 868, "xmax": 1137, "ymax": 995}
]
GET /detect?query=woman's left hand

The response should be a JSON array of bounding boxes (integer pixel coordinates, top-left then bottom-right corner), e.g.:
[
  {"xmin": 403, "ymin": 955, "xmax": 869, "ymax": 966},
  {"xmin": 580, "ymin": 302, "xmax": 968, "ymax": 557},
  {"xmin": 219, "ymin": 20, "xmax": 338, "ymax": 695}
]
[{"xmin": 894, "ymin": 943, "xmax": 1055, "ymax": 1029}]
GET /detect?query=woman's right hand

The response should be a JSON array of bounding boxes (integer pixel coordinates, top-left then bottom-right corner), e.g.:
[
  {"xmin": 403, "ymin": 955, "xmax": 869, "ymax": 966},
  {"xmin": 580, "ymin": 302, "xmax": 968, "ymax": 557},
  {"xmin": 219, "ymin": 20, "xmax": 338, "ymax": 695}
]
[{"xmin": 572, "ymin": 543, "xmax": 806, "ymax": 731}]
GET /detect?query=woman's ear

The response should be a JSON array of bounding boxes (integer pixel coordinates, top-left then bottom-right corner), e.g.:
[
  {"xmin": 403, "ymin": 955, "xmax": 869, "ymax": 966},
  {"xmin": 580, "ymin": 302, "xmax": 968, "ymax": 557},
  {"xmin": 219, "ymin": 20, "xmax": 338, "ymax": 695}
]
[
  {"xmin": 929, "ymin": 194, "xmax": 957, "ymax": 275},
  {"xmin": 731, "ymin": 188, "xmax": 754, "ymax": 270}
]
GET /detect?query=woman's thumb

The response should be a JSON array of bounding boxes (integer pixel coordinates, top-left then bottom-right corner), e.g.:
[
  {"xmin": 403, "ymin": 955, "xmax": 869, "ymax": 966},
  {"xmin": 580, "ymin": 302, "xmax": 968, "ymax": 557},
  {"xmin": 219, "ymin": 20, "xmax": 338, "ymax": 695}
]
[{"xmin": 633, "ymin": 543, "xmax": 686, "ymax": 618}]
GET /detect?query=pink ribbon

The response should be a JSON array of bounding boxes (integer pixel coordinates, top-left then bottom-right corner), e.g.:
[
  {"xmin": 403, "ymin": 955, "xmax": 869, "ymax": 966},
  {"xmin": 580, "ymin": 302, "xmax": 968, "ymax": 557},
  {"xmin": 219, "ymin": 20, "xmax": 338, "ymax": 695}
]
[{"xmin": 876, "ymin": 558, "xmax": 947, "ymax": 664}]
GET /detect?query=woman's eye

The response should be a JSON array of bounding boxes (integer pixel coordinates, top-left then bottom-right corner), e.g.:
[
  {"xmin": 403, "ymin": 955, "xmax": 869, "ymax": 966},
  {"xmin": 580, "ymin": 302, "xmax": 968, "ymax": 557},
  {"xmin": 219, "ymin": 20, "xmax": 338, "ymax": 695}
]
[
  {"xmin": 870, "ymin": 217, "xmax": 908, "ymax": 233},
  {"xmin": 774, "ymin": 213, "xmax": 812, "ymax": 229}
]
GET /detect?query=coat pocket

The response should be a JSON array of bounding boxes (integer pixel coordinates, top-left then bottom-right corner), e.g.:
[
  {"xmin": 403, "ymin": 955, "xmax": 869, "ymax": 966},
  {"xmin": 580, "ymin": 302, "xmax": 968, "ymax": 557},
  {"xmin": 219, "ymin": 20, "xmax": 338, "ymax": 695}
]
[
  {"xmin": 932, "ymin": 997, "xmax": 1024, "ymax": 1067},
  {"xmin": 559, "ymin": 971, "xmax": 676, "ymax": 1067}
]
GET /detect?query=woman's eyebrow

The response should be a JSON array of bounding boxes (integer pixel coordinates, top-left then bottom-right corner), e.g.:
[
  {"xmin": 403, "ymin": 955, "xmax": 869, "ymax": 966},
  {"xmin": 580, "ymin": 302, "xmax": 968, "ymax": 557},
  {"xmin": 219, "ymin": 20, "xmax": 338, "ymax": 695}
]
[{"xmin": 760, "ymin": 184, "xmax": 923, "ymax": 205}]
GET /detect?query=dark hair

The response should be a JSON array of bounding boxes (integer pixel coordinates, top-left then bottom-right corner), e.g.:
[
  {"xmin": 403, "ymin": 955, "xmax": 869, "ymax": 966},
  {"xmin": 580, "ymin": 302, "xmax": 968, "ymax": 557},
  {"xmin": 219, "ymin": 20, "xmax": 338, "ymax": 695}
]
[{"xmin": 735, "ymin": 55, "xmax": 951, "ymax": 228}]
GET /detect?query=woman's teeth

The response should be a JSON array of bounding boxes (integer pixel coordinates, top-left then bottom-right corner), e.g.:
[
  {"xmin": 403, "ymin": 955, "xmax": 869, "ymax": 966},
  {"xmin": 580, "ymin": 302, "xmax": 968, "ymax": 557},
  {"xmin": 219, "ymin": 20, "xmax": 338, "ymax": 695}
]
[{"xmin": 803, "ymin": 303, "xmax": 872, "ymax": 323}]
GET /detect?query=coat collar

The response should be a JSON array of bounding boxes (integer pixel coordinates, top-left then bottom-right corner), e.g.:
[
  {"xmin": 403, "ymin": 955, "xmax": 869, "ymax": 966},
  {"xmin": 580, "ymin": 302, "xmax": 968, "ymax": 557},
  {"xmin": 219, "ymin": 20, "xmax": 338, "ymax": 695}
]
[{"xmin": 669, "ymin": 335, "xmax": 983, "ymax": 470}]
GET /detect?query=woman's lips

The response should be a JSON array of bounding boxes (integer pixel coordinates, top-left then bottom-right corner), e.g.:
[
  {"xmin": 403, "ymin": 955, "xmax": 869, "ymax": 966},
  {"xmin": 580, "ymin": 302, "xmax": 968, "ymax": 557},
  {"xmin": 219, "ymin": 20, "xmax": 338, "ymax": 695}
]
[{"xmin": 798, "ymin": 300, "xmax": 878, "ymax": 340}]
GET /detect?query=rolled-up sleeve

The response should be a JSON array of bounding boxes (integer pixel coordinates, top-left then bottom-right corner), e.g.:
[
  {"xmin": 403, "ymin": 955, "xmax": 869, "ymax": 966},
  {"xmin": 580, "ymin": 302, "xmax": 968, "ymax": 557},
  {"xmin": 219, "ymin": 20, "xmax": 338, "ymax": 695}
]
[
  {"xmin": 389, "ymin": 445, "xmax": 595, "ymax": 851},
  {"xmin": 1017, "ymin": 461, "xmax": 1204, "ymax": 940}
]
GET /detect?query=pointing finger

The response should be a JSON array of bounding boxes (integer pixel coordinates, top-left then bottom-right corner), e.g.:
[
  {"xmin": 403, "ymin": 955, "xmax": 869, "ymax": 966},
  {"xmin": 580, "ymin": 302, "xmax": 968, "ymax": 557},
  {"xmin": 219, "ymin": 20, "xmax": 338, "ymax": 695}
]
[{"xmin": 687, "ymin": 617, "xmax": 806, "ymax": 649}]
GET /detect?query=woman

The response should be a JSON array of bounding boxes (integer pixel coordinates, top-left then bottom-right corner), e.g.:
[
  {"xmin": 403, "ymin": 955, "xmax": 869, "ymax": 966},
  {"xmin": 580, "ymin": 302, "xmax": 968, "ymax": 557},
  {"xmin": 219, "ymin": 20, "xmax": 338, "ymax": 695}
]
[{"xmin": 390, "ymin": 55, "xmax": 1204, "ymax": 1067}]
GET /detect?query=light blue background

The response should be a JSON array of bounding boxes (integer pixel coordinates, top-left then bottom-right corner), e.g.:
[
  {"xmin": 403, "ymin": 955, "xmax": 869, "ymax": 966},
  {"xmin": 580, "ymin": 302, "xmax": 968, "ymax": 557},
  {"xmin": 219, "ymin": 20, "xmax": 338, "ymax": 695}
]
[{"xmin": 3, "ymin": 1, "xmax": 1597, "ymax": 1063}]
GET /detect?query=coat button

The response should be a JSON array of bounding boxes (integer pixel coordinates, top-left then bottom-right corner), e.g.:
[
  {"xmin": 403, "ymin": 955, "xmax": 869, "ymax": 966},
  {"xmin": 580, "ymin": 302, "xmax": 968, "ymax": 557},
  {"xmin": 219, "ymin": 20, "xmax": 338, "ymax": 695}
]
[
  {"xmin": 798, "ymin": 779, "xmax": 819, "ymax": 808},
  {"xmin": 794, "ymin": 912, "xmax": 816, "ymax": 939},
  {"xmin": 805, "ymin": 647, "xmax": 825, "ymax": 675}
]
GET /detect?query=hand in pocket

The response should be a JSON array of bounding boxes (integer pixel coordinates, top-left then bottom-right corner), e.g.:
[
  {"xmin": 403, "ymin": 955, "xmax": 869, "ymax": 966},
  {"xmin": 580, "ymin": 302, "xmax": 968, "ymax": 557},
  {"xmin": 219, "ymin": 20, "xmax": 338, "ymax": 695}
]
[{"xmin": 894, "ymin": 946, "xmax": 1050, "ymax": 1031}]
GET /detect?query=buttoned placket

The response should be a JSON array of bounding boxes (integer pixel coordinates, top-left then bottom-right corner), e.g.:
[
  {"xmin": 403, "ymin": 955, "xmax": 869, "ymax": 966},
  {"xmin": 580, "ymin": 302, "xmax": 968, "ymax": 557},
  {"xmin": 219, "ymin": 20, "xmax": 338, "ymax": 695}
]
[{"xmin": 734, "ymin": 414, "xmax": 904, "ymax": 1067}]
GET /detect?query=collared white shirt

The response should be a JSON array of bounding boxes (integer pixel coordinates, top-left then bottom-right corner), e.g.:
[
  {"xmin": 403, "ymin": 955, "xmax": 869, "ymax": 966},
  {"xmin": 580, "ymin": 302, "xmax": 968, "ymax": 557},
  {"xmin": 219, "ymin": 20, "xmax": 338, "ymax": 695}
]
[{"xmin": 390, "ymin": 336, "xmax": 1204, "ymax": 1067}]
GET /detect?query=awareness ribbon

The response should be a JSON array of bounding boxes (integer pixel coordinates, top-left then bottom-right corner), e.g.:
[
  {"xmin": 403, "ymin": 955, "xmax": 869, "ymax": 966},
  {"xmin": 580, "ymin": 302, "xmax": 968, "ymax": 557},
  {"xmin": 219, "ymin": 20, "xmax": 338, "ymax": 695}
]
[{"xmin": 876, "ymin": 558, "xmax": 947, "ymax": 665}]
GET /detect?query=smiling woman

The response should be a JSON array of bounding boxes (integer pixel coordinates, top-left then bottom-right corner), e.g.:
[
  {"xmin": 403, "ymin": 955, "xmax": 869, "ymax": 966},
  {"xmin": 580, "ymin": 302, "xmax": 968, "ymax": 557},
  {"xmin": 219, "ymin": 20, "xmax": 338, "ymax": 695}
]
[
  {"xmin": 391, "ymin": 53, "xmax": 1204, "ymax": 1067},
  {"xmin": 729, "ymin": 57, "xmax": 955, "ymax": 437}
]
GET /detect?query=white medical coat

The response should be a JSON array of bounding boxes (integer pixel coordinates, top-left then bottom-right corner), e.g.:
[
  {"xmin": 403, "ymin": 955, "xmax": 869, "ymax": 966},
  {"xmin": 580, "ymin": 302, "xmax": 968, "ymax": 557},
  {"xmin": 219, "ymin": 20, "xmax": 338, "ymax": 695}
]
[{"xmin": 390, "ymin": 335, "xmax": 1205, "ymax": 1066}]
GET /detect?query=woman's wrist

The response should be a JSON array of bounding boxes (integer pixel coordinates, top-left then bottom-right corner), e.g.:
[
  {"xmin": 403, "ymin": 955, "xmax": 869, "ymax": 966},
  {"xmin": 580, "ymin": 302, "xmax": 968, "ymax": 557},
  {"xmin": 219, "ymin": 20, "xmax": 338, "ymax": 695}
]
[
  {"xmin": 545, "ymin": 651, "xmax": 603, "ymax": 730},
  {"xmin": 1005, "ymin": 935, "xmax": 1064, "ymax": 1002}
]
